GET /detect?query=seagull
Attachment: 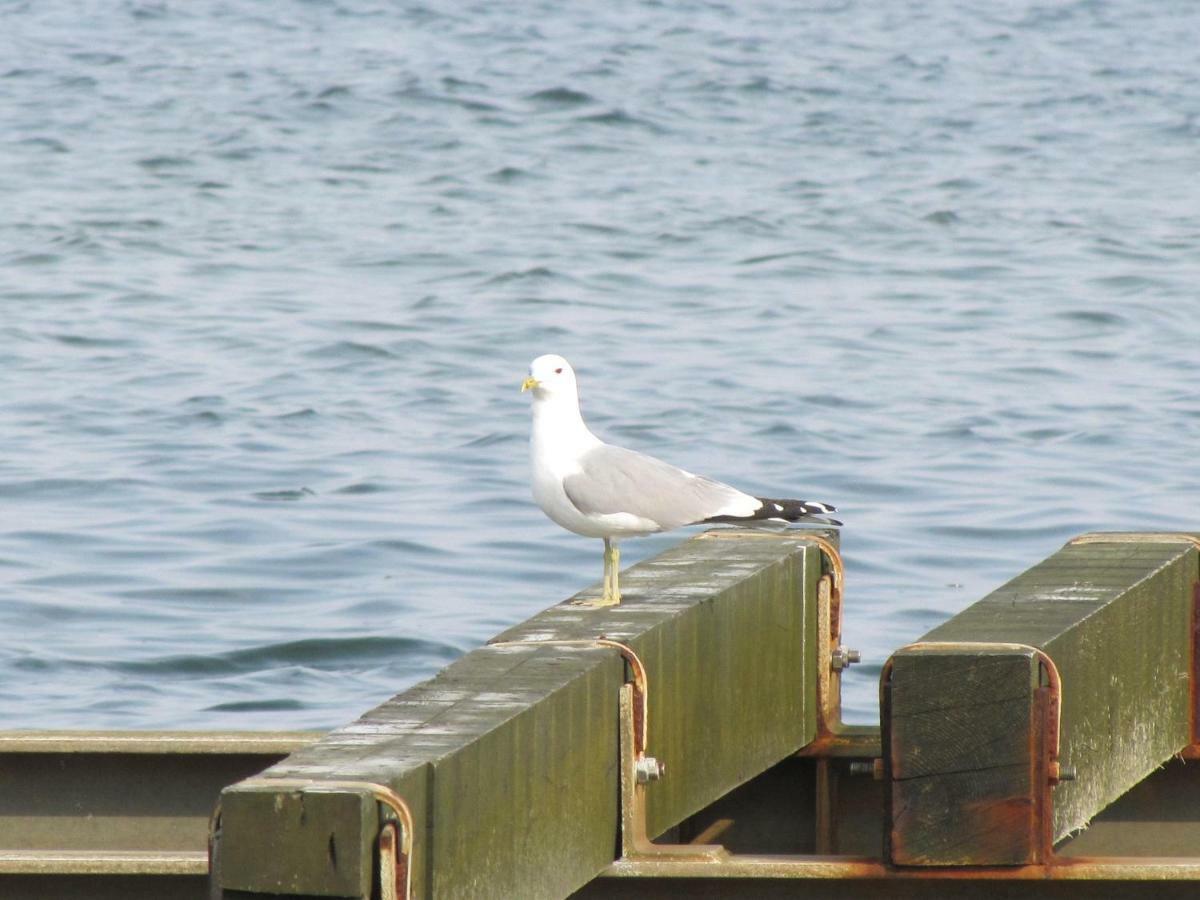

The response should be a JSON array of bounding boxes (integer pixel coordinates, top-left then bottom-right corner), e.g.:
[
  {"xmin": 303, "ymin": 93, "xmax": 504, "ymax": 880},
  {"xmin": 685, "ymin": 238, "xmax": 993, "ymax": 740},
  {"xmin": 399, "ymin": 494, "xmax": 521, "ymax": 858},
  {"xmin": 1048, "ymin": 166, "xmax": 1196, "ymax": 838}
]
[{"xmin": 521, "ymin": 354, "xmax": 840, "ymax": 607}]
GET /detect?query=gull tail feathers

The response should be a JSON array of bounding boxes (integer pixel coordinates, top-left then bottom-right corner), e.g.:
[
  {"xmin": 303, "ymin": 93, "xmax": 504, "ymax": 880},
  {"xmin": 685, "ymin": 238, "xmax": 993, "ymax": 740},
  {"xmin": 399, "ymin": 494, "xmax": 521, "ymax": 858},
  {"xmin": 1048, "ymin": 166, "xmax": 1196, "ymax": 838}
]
[{"xmin": 703, "ymin": 497, "xmax": 842, "ymax": 528}]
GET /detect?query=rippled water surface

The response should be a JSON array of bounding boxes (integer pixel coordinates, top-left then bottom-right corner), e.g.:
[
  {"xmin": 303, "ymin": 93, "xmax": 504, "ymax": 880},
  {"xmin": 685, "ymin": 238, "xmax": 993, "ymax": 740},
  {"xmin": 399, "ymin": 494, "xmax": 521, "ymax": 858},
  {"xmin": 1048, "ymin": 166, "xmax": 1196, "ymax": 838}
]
[{"xmin": 3, "ymin": 0, "xmax": 1199, "ymax": 729}]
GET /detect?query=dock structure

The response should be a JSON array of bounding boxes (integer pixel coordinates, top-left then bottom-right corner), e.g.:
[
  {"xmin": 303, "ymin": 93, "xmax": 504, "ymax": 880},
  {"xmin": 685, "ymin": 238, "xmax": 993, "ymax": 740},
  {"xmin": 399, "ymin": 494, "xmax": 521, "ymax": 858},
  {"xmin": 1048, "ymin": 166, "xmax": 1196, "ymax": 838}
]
[
  {"xmin": 885, "ymin": 533, "xmax": 1198, "ymax": 866},
  {"xmin": 214, "ymin": 530, "xmax": 833, "ymax": 899},
  {"xmin": 4, "ymin": 531, "xmax": 1200, "ymax": 899}
]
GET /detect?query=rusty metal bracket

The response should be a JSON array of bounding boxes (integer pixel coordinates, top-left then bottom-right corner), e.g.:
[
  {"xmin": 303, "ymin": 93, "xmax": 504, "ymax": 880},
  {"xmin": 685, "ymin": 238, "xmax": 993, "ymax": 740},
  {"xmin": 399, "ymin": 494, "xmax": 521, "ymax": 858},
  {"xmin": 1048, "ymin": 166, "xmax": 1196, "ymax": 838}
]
[
  {"xmin": 487, "ymin": 637, "xmax": 650, "ymax": 756},
  {"xmin": 789, "ymin": 535, "xmax": 864, "ymax": 854},
  {"xmin": 705, "ymin": 532, "xmax": 859, "ymax": 851},
  {"xmin": 720, "ymin": 534, "xmax": 859, "ymax": 853},
  {"xmin": 724, "ymin": 532, "xmax": 851, "ymax": 750},
  {"xmin": 226, "ymin": 777, "xmax": 414, "ymax": 900},
  {"xmin": 617, "ymin": 682, "xmax": 727, "ymax": 862},
  {"xmin": 700, "ymin": 531, "xmax": 849, "ymax": 739},
  {"xmin": 489, "ymin": 636, "xmax": 726, "ymax": 863}
]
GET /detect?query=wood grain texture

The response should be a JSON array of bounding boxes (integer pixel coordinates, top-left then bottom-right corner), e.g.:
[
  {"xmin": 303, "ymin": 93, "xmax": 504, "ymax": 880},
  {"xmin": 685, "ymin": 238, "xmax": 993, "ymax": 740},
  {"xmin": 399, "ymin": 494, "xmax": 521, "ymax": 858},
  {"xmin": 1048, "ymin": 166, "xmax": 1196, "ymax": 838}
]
[{"xmin": 888, "ymin": 647, "xmax": 1040, "ymax": 865}]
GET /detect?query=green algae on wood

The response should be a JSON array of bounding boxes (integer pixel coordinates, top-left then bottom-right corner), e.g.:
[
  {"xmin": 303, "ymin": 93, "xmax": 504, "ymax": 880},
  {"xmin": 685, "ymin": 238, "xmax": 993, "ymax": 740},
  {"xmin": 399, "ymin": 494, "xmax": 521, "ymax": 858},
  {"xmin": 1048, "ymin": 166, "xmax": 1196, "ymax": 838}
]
[{"xmin": 217, "ymin": 529, "xmax": 829, "ymax": 899}]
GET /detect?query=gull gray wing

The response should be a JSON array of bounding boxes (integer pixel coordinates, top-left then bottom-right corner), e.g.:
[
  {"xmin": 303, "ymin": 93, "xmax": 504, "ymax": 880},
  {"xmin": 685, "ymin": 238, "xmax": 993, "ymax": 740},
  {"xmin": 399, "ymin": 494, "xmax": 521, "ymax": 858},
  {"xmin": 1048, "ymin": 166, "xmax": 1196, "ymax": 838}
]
[{"xmin": 562, "ymin": 444, "xmax": 752, "ymax": 530}]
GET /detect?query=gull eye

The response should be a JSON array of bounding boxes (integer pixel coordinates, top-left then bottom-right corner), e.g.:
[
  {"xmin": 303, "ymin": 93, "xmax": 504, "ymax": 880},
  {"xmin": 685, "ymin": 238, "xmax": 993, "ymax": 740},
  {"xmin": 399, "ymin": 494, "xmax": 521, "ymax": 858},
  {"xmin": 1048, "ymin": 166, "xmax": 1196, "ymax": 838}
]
[{"xmin": 554, "ymin": 367, "xmax": 563, "ymax": 374}]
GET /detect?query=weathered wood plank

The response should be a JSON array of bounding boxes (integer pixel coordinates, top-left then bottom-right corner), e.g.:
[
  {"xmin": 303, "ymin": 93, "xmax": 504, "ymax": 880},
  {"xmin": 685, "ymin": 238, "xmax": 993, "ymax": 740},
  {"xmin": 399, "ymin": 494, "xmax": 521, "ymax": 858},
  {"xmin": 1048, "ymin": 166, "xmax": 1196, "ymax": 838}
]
[
  {"xmin": 888, "ymin": 535, "xmax": 1198, "ymax": 864},
  {"xmin": 219, "ymin": 788, "xmax": 379, "ymax": 897},
  {"xmin": 217, "ymin": 530, "xmax": 827, "ymax": 899},
  {"xmin": 888, "ymin": 646, "xmax": 1041, "ymax": 865}
]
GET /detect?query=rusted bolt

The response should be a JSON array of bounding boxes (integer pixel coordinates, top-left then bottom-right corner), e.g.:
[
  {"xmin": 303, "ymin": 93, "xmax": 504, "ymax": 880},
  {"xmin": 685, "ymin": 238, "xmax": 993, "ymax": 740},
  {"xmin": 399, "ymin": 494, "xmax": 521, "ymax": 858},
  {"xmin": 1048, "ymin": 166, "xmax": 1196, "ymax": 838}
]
[
  {"xmin": 636, "ymin": 756, "xmax": 665, "ymax": 784},
  {"xmin": 848, "ymin": 759, "xmax": 883, "ymax": 780},
  {"xmin": 1049, "ymin": 763, "xmax": 1077, "ymax": 785},
  {"xmin": 830, "ymin": 647, "xmax": 861, "ymax": 671}
]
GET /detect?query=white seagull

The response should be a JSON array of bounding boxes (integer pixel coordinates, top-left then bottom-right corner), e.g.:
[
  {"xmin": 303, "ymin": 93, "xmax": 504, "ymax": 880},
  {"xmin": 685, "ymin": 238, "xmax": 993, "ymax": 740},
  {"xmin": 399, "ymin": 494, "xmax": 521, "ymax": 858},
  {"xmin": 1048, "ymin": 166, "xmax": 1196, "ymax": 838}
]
[{"xmin": 521, "ymin": 354, "xmax": 840, "ymax": 606}]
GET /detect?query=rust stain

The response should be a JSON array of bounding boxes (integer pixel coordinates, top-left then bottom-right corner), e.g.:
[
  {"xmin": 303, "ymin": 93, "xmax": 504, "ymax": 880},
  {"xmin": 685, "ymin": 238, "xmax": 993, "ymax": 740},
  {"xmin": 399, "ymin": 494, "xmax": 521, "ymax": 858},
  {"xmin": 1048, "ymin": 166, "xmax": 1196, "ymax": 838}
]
[
  {"xmin": 609, "ymin": 854, "xmax": 1200, "ymax": 882},
  {"xmin": 889, "ymin": 794, "xmax": 1037, "ymax": 867},
  {"xmin": 793, "ymin": 729, "xmax": 880, "ymax": 758},
  {"xmin": 1192, "ymin": 580, "xmax": 1200, "ymax": 746}
]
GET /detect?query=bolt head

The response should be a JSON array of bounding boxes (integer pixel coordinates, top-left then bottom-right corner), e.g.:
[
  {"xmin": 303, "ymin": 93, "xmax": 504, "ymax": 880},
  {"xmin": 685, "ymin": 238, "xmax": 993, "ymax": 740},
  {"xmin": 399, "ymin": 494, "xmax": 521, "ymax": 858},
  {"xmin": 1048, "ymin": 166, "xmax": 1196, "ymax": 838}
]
[
  {"xmin": 1056, "ymin": 764, "xmax": 1077, "ymax": 783},
  {"xmin": 635, "ymin": 756, "xmax": 664, "ymax": 784},
  {"xmin": 831, "ymin": 647, "xmax": 861, "ymax": 671}
]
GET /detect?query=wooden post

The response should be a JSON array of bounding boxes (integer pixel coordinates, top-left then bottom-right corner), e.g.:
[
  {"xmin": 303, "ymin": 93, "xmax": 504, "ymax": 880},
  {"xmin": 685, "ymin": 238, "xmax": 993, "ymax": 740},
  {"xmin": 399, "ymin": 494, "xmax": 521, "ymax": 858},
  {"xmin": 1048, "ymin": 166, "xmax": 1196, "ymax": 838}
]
[
  {"xmin": 216, "ymin": 530, "xmax": 828, "ymax": 899},
  {"xmin": 886, "ymin": 534, "xmax": 1199, "ymax": 866}
]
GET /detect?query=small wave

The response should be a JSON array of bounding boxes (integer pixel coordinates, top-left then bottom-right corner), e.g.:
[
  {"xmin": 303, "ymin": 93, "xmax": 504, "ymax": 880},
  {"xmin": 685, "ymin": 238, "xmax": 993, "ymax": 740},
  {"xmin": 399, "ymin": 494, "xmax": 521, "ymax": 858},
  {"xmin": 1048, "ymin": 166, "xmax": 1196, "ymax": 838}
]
[
  {"xmin": 304, "ymin": 341, "xmax": 396, "ymax": 360},
  {"xmin": 69, "ymin": 51, "xmax": 125, "ymax": 65},
  {"xmin": 933, "ymin": 177, "xmax": 980, "ymax": 190},
  {"xmin": 51, "ymin": 333, "xmax": 136, "ymax": 348},
  {"xmin": 737, "ymin": 76, "xmax": 774, "ymax": 93},
  {"xmin": 333, "ymin": 481, "xmax": 391, "ymax": 495},
  {"xmin": 484, "ymin": 266, "xmax": 565, "ymax": 285},
  {"xmin": 118, "ymin": 636, "xmax": 462, "ymax": 676},
  {"xmin": 738, "ymin": 250, "xmax": 806, "ymax": 266},
  {"xmin": 526, "ymin": 86, "xmax": 594, "ymax": 107},
  {"xmin": 576, "ymin": 109, "xmax": 664, "ymax": 132},
  {"xmin": 17, "ymin": 136, "xmax": 69, "ymax": 153},
  {"xmin": 1054, "ymin": 309, "xmax": 1127, "ymax": 327},
  {"xmin": 275, "ymin": 408, "xmax": 319, "ymax": 420},
  {"xmin": 8, "ymin": 252, "xmax": 60, "ymax": 266},
  {"xmin": 1088, "ymin": 274, "xmax": 1168, "ymax": 293},
  {"xmin": 565, "ymin": 221, "xmax": 627, "ymax": 235},
  {"xmin": 0, "ymin": 479, "xmax": 146, "ymax": 501},
  {"xmin": 137, "ymin": 155, "xmax": 193, "ymax": 171},
  {"xmin": 487, "ymin": 166, "xmax": 537, "ymax": 183},
  {"xmin": 368, "ymin": 539, "xmax": 453, "ymax": 557},
  {"xmin": 204, "ymin": 699, "xmax": 306, "ymax": 712},
  {"xmin": 462, "ymin": 431, "xmax": 518, "ymax": 448},
  {"xmin": 253, "ymin": 487, "xmax": 316, "ymax": 501}
]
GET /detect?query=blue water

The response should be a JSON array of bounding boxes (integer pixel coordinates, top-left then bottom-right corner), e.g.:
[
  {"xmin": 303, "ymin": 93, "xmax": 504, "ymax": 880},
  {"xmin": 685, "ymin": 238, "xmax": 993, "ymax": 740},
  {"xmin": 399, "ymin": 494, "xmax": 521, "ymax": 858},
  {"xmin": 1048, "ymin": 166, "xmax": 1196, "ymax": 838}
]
[{"xmin": 2, "ymin": 0, "xmax": 1199, "ymax": 729}]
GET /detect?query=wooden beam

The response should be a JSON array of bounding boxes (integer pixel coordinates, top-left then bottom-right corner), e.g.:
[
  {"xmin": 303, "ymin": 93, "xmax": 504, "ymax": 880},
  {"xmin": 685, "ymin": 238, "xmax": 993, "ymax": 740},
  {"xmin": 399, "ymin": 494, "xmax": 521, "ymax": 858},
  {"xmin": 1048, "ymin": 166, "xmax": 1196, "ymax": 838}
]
[
  {"xmin": 887, "ymin": 644, "xmax": 1045, "ymax": 865},
  {"xmin": 216, "ymin": 530, "xmax": 828, "ymax": 899},
  {"xmin": 886, "ymin": 534, "xmax": 1198, "ymax": 865}
]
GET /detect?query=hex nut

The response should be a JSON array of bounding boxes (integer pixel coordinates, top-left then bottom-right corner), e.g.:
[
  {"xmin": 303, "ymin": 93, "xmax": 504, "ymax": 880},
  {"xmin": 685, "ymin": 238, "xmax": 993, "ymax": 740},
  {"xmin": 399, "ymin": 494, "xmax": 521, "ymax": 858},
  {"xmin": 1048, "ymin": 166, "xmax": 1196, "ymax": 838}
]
[{"xmin": 635, "ymin": 756, "xmax": 665, "ymax": 784}]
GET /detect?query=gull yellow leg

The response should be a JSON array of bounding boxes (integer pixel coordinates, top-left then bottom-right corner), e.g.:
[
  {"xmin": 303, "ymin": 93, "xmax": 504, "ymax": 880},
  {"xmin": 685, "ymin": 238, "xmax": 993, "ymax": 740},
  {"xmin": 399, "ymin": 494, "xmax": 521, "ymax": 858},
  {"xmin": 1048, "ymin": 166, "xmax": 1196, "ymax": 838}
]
[
  {"xmin": 572, "ymin": 538, "xmax": 622, "ymax": 608},
  {"xmin": 608, "ymin": 542, "xmax": 621, "ymax": 604},
  {"xmin": 602, "ymin": 539, "xmax": 611, "ymax": 599}
]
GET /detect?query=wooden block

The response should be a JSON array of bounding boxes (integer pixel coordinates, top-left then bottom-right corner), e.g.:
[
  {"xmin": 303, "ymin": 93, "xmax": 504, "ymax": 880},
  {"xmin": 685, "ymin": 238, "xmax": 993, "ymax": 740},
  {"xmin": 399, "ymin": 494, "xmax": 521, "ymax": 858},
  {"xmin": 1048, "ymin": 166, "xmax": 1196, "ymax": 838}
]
[
  {"xmin": 888, "ymin": 646, "xmax": 1041, "ymax": 865},
  {"xmin": 218, "ymin": 786, "xmax": 377, "ymax": 897}
]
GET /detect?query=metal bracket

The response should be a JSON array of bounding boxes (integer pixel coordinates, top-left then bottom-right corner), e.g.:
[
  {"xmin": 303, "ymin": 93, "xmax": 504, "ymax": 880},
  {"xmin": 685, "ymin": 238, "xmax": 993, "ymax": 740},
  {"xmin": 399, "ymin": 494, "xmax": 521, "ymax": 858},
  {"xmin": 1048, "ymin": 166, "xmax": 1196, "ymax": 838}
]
[
  {"xmin": 617, "ymin": 682, "xmax": 727, "ymax": 861},
  {"xmin": 487, "ymin": 637, "xmax": 652, "ymax": 757},
  {"xmin": 700, "ymin": 530, "xmax": 852, "ymax": 738},
  {"xmin": 490, "ymin": 636, "xmax": 726, "ymax": 862},
  {"xmin": 709, "ymin": 533, "xmax": 862, "ymax": 853}
]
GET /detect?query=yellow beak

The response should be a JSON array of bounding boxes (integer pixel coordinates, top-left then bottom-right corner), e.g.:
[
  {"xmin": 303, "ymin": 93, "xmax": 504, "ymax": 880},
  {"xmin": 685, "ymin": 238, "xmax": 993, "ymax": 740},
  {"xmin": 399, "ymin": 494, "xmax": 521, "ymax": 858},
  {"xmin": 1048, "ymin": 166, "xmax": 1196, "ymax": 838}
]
[{"xmin": 521, "ymin": 376, "xmax": 540, "ymax": 393}]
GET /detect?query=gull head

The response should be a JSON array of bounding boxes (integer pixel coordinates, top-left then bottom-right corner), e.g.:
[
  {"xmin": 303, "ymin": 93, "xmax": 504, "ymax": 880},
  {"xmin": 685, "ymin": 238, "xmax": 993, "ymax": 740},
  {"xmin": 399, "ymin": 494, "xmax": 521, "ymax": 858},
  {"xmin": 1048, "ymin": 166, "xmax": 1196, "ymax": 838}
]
[{"xmin": 522, "ymin": 354, "xmax": 578, "ymax": 401}]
